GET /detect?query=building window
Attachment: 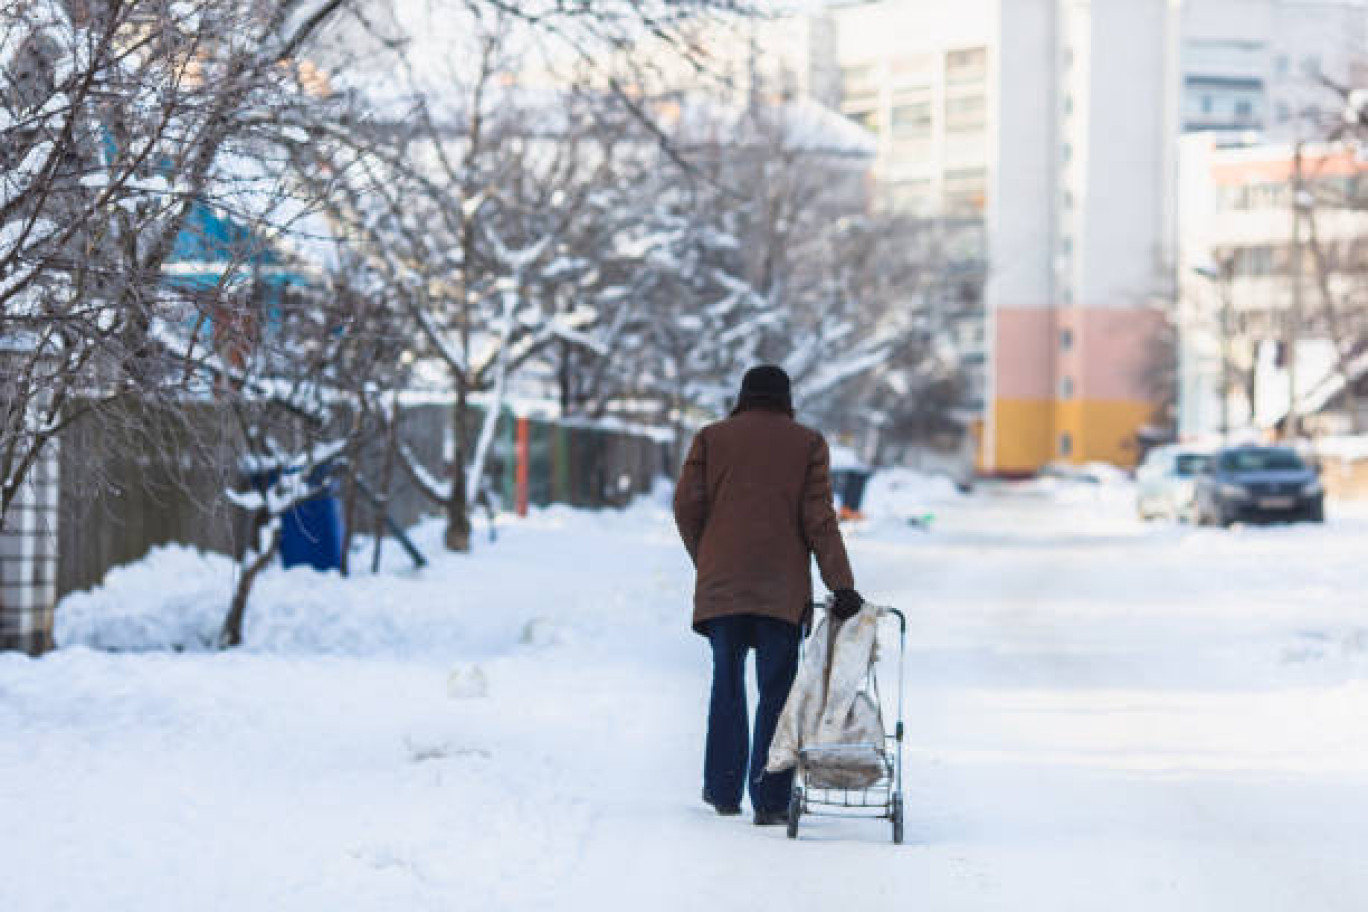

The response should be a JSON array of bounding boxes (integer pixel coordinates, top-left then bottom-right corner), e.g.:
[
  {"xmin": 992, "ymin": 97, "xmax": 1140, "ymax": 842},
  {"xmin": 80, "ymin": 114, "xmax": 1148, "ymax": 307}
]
[
  {"xmin": 945, "ymin": 47, "xmax": 987, "ymax": 84},
  {"xmin": 886, "ymin": 179, "xmax": 933, "ymax": 215},
  {"xmin": 841, "ymin": 63, "xmax": 877, "ymax": 96},
  {"xmin": 1348, "ymin": 176, "xmax": 1367, "ymax": 206},
  {"xmin": 1182, "ymin": 75, "xmax": 1264, "ymax": 131},
  {"xmin": 891, "ymin": 100, "xmax": 932, "ymax": 137},
  {"xmin": 892, "ymin": 54, "xmax": 931, "ymax": 74},
  {"xmin": 1061, "ymin": 142, "xmax": 1072, "ymax": 165},
  {"xmin": 1060, "ymin": 328, "xmax": 1074, "ymax": 351},
  {"xmin": 1060, "ymin": 376, "xmax": 1075, "ymax": 399},
  {"xmin": 1220, "ymin": 182, "xmax": 1290, "ymax": 212},
  {"xmin": 945, "ymin": 94, "xmax": 986, "ymax": 132},
  {"xmin": 1059, "ymin": 432, "xmax": 1073, "ymax": 457},
  {"xmin": 1231, "ymin": 244, "xmax": 1276, "ymax": 277},
  {"xmin": 943, "ymin": 167, "xmax": 987, "ymax": 215}
]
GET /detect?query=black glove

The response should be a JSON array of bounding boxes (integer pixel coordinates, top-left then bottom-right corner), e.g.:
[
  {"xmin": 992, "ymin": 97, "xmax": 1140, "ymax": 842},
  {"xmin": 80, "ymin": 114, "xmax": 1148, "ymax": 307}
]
[{"xmin": 831, "ymin": 588, "xmax": 864, "ymax": 621}]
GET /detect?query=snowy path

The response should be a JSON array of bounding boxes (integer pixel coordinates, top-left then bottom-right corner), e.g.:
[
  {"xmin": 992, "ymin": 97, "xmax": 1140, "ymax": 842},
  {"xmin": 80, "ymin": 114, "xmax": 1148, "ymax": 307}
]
[{"xmin": 3, "ymin": 488, "xmax": 1368, "ymax": 911}]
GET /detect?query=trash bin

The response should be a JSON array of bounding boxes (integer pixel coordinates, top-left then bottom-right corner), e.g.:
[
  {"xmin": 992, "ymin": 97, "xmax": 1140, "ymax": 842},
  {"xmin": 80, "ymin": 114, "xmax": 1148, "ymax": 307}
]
[
  {"xmin": 246, "ymin": 462, "xmax": 346, "ymax": 572},
  {"xmin": 832, "ymin": 468, "xmax": 873, "ymax": 515}
]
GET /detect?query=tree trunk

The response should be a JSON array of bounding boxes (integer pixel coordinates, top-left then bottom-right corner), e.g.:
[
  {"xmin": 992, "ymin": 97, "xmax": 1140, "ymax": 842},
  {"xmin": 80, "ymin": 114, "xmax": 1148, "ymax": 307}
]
[
  {"xmin": 466, "ymin": 290, "xmax": 516, "ymax": 510},
  {"xmin": 338, "ymin": 407, "xmax": 366, "ymax": 577},
  {"xmin": 445, "ymin": 384, "xmax": 472, "ymax": 552},
  {"xmin": 559, "ymin": 340, "xmax": 573, "ymax": 415},
  {"xmin": 220, "ymin": 524, "xmax": 282, "ymax": 649},
  {"xmin": 371, "ymin": 392, "xmax": 399, "ymax": 573}
]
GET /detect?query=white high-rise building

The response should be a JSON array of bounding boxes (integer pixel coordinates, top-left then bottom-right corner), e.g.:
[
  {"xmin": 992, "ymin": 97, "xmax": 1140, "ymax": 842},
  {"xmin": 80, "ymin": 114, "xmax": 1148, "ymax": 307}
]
[{"xmin": 815, "ymin": 0, "xmax": 1365, "ymax": 472}]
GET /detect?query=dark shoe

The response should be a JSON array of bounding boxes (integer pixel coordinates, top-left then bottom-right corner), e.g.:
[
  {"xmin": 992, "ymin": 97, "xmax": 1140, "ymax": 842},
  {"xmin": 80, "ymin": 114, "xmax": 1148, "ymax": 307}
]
[
  {"xmin": 753, "ymin": 808, "xmax": 789, "ymax": 826},
  {"xmin": 703, "ymin": 790, "xmax": 741, "ymax": 816}
]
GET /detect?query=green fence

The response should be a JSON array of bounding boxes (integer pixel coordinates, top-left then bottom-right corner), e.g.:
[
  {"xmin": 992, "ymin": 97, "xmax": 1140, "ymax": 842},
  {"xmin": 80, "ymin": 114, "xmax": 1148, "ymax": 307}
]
[{"xmin": 492, "ymin": 411, "xmax": 668, "ymax": 511}]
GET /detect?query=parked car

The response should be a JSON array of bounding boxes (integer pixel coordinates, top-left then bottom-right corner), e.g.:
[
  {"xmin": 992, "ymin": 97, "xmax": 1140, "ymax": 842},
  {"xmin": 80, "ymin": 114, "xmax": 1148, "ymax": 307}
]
[
  {"xmin": 1136, "ymin": 445, "xmax": 1211, "ymax": 521},
  {"xmin": 1194, "ymin": 445, "xmax": 1325, "ymax": 526}
]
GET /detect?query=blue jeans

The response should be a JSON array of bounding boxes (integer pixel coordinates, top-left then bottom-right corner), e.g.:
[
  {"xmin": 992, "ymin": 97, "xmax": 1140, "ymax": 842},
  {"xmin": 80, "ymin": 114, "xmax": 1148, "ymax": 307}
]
[{"xmin": 703, "ymin": 614, "xmax": 801, "ymax": 813}]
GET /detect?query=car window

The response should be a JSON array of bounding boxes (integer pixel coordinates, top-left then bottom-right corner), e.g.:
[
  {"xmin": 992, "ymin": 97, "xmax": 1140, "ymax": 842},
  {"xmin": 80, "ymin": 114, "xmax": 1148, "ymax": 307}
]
[
  {"xmin": 1218, "ymin": 449, "xmax": 1305, "ymax": 472},
  {"xmin": 1174, "ymin": 453, "xmax": 1209, "ymax": 476}
]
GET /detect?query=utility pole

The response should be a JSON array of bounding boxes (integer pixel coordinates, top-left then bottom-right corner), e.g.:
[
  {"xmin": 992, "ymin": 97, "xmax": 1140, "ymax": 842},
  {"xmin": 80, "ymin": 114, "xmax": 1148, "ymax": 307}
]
[
  {"xmin": 1286, "ymin": 141, "xmax": 1305, "ymax": 440},
  {"xmin": 1194, "ymin": 259, "xmax": 1235, "ymax": 444},
  {"xmin": 1219, "ymin": 257, "xmax": 1234, "ymax": 445}
]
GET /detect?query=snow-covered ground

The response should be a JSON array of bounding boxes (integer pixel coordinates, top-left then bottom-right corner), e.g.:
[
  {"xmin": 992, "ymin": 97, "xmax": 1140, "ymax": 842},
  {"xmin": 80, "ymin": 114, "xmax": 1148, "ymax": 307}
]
[{"xmin": 4, "ymin": 481, "xmax": 1368, "ymax": 911}]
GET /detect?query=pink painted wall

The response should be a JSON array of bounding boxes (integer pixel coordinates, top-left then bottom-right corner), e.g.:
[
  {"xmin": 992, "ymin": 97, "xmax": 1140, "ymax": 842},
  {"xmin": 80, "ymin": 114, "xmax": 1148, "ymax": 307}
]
[
  {"xmin": 1076, "ymin": 308, "xmax": 1166, "ymax": 401},
  {"xmin": 993, "ymin": 308, "xmax": 1055, "ymax": 399},
  {"xmin": 994, "ymin": 306, "xmax": 1164, "ymax": 403}
]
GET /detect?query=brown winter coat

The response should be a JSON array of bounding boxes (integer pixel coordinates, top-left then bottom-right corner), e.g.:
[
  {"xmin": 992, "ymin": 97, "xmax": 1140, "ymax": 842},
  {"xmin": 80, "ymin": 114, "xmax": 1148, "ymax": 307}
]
[{"xmin": 673, "ymin": 409, "xmax": 855, "ymax": 634}]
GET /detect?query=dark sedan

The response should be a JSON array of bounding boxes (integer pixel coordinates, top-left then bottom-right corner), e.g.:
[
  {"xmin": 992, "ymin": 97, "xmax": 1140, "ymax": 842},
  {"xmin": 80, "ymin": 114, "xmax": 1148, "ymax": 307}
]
[{"xmin": 1194, "ymin": 446, "xmax": 1325, "ymax": 527}]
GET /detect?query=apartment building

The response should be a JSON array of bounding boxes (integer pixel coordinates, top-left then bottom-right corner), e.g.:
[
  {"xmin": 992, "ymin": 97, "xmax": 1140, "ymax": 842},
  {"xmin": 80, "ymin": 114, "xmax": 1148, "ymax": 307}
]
[
  {"xmin": 1178, "ymin": 138, "xmax": 1368, "ymax": 437},
  {"xmin": 824, "ymin": 0, "xmax": 998, "ymax": 428},
  {"xmin": 818, "ymin": 0, "xmax": 1365, "ymax": 472}
]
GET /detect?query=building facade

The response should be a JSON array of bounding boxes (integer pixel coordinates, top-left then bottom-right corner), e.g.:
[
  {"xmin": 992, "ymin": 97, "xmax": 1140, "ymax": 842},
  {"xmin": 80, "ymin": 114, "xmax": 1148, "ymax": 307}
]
[
  {"xmin": 1178, "ymin": 139, "xmax": 1368, "ymax": 438},
  {"xmin": 819, "ymin": 0, "xmax": 1365, "ymax": 472},
  {"xmin": 824, "ymin": 0, "xmax": 997, "ymax": 432}
]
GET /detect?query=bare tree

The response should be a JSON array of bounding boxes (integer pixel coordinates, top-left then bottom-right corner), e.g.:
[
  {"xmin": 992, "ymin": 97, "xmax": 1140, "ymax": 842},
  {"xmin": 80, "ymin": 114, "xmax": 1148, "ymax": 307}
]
[
  {"xmin": 3, "ymin": 0, "xmax": 771, "ymax": 576},
  {"xmin": 1302, "ymin": 61, "xmax": 1367, "ymax": 432},
  {"xmin": 0, "ymin": 0, "xmax": 364, "ymax": 527},
  {"xmin": 545, "ymin": 85, "xmax": 970, "ymax": 461}
]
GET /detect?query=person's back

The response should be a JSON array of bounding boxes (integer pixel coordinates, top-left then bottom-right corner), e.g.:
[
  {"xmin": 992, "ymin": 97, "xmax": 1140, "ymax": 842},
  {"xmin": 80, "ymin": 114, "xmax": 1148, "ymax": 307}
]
[
  {"xmin": 676, "ymin": 409, "xmax": 851, "ymax": 633},
  {"xmin": 672, "ymin": 365, "xmax": 862, "ymax": 825}
]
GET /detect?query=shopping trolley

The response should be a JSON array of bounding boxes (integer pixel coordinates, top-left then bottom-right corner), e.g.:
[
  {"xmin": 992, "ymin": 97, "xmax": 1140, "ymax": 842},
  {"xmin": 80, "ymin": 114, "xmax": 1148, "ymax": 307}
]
[{"xmin": 787, "ymin": 602, "xmax": 906, "ymax": 844}]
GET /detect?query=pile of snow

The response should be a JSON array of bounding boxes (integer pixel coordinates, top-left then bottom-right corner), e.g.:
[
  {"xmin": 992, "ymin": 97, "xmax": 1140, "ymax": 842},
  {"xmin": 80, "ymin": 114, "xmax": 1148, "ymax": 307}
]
[
  {"xmin": 1278, "ymin": 626, "xmax": 1368, "ymax": 675},
  {"xmin": 861, "ymin": 468, "xmax": 963, "ymax": 523},
  {"xmin": 1039, "ymin": 461, "xmax": 1133, "ymax": 485},
  {"xmin": 56, "ymin": 547, "xmax": 236, "ymax": 651},
  {"xmin": 56, "ymin": 504, "xmax": 683, "ymax": 657},
  {"xmin": 1317, "ymin": 435, "xmax": 1368, "ymax": 462},
  {"xmin": 1016, "ymin": 461, "xmax": 1137, "ymax": 511}
]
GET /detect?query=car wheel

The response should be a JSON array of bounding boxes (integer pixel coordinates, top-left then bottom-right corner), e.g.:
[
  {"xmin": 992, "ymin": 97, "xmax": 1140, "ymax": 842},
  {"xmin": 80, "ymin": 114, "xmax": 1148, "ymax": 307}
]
[{"xmin": 1307, "ymin": 501, "xmax": 1325, "ymax": 523}]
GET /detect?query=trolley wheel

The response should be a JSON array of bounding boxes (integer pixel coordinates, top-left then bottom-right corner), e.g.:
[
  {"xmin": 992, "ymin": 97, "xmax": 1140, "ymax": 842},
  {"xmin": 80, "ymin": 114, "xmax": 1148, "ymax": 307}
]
[
  {"xmin": 787, "ymin": 788, "xmax": 802, "ymax": 840},
  {"xmin": 891, "ymin": 792, "xmax": 904, "ymax": 845}
]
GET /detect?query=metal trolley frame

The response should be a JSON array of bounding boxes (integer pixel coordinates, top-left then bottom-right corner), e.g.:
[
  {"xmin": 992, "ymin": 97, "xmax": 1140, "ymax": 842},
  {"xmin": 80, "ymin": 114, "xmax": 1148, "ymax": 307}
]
[{"xmin": 787, "ymin": 604, "xmax": 906, "ymax": 844}]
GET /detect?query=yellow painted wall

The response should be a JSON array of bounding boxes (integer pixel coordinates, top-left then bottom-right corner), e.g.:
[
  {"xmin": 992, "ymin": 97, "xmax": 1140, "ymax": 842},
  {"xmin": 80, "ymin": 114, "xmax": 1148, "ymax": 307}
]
[
  {"xmin": 988, "ymin": 399, "xmax": 1055, "ymax": 474},
  {"xmin": 1063, "ymin": 400, "xmax": 1153, "ymax": 468},
  {"xmin": 984, "ymin": 398, "xmax": 1155, "ymax": 474}
]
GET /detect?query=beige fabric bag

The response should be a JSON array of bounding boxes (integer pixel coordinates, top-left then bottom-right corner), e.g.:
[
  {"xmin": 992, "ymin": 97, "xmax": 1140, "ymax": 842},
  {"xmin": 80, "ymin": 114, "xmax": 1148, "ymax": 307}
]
[{"xmin": 766, "ymin": 606, "xmax": 886, "ymax": 789}]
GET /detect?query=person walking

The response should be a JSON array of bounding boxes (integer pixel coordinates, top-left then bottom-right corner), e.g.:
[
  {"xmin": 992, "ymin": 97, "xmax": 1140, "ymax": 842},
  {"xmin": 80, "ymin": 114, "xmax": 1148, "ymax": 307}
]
[{"xmin": 673, "ymin": 365, "xmax": 864, "ymax": 825}]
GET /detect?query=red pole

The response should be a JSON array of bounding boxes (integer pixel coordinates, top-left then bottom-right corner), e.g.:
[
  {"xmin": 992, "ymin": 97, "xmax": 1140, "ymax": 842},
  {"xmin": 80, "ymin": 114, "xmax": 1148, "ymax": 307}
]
[{"xmin": 515, "ymin": 416, "xmax": 529, "ymax": 517}]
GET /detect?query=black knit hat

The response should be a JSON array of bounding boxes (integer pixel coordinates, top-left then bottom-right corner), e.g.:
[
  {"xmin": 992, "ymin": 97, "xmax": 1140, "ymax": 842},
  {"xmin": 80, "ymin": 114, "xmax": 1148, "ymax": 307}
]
[{"xmin": 735, "ymin": 364, "xmax": 793, "ymax": 413}]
